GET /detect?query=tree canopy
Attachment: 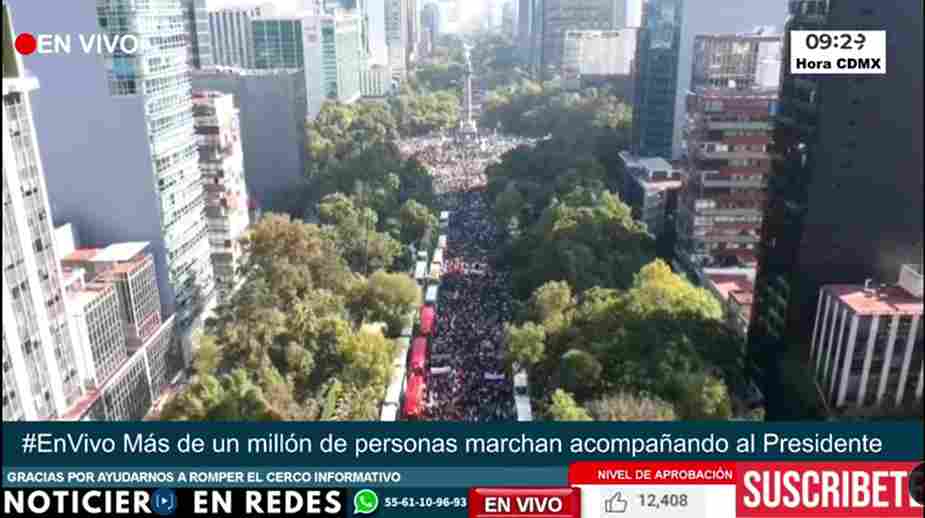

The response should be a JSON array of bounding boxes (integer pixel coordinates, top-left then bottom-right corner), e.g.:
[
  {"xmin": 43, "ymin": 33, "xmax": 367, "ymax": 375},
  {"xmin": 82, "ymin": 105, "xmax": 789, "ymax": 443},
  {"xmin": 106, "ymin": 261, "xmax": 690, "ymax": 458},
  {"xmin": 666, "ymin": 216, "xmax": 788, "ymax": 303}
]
[
  {"xmin": 502, "ymin": 188, "xmax": 655, "ymax": 299},
  {"xmin": 160, "ymin": 215, "xmax": 417, "ymax": 421},
  {"xmin": 507, "ymin": 261, "xmax": 745, "ymax": 421}
]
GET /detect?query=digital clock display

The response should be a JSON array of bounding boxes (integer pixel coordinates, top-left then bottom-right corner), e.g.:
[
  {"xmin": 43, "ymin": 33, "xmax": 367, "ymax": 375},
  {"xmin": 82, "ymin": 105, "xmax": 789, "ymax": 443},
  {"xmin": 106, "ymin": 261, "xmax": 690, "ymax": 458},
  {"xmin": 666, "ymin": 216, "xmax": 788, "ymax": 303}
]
[
  {"xmin": 789, "ymin": 30, "xmax": 886, "ymax": 74},
  {"xmin": 804, "ymin": 32, "xmax": 866, "ymax": 50}
]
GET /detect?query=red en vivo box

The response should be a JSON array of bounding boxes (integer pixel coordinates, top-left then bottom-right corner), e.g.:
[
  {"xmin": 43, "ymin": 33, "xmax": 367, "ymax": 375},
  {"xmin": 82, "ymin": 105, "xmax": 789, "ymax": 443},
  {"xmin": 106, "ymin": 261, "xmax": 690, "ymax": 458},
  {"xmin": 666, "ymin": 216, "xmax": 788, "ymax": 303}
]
[{"xmin": 468, "ymin": 487, "xmax": 581, "ymax": 518}]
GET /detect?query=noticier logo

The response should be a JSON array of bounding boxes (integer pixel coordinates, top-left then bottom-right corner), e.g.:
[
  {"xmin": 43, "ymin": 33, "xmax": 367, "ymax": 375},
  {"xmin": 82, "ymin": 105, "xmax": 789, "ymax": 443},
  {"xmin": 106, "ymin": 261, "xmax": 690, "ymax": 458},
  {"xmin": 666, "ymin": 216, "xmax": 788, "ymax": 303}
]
[{"xmin": 14, "ymin": 32, "xmax": 139, "ymax": 56}]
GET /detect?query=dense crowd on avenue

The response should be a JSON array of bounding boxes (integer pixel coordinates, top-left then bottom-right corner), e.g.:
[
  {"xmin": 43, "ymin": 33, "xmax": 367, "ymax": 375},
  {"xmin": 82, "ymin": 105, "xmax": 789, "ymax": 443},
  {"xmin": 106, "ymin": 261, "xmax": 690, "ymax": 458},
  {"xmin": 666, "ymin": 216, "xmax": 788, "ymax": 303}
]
[
  {"xmin": 398, "ymin": 132, "xmax": 536, "ymax": 421},
  {"xmin": 398, "ymin": 133, "xmax": 535, "ymax": 193},
  {"xmin": 426, "ymin": 192, "xmax": 515, "ymax": 421}
]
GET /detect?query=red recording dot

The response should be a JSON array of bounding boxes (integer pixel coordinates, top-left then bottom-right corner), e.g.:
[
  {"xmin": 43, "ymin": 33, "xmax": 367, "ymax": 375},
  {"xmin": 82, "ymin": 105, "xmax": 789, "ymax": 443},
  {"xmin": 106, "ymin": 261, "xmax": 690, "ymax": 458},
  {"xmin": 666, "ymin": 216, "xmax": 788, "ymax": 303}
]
[{"xmin": 15, "ymin": 33, "xmax": 38, "ymax": 55}]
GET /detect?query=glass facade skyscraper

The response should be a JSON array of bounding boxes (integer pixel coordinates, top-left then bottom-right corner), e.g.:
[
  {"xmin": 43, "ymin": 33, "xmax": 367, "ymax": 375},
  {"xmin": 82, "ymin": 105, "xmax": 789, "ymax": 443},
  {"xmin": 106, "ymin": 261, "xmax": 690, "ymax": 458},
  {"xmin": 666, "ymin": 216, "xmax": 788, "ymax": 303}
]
[
  {"xmin": 253, "ymin": 18, "xmax": 306, "ymax": 70},
  {"xmin": 632, "ymin": 0, "xmax": 683, "ymax": 159}
]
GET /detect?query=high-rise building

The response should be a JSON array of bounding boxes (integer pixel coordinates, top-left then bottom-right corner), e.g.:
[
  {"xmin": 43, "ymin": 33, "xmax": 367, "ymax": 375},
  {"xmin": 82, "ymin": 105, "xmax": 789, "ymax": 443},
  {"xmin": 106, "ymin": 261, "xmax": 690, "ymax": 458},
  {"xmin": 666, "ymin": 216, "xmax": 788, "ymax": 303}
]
[
  {"xmin": 57, "ymin": 240, "xmax": 180, "ymax": 421},
  {"xmin": 192, "ymin": 68, "xmax": 309, "ymax": 217},
  {"xmin": 422, "ymin": 2, "xmax": 441, "ymax": 41},
  {"xmin": 809, "ymin": 267, "xmax": 922, "ymax": 410},
  {"xmin": 208, "ymin": 3, "xmax": 276, "ymax": 69},
  {"xmin": 62, "ymin": 243, "xmax": 163, "ymax": 352},
  {"xmin": 182, "ymin": 0, "xmax": 214, "ymax": 69},
  {"xmin": 625, "ymin": 0, "xmax": 642, "ymax": 27},
  {"xmin": 406, "ymin": 0, "xmax": 419, "ymax": 65},
  {"xmin": 11, "ymin": 0, "xmax": 216, "ymax": 349},
  {"xmin": 516, "ymin": 0, "xmax": 533, "ymax": 51},
  {"xmin": 192, "ymin": 92, "xmax": 251, "ymax": 303},
  {"xmin": 691, "ymin": 28, "xmax": 782, "ymax": 91},
  {"xmin": 561, "ymin": 28, "xmax": 637, "ymax": 92},
  {"xmin": 748, "ymin": 0, "xmax": 923, "ymax": 419},
  {"xmin": 386, "ymin": 0, "xmax": 408, "ymax": 81},
  {"xmin": 676, "ymin": 88, "xmax": 777, "ymax": 274},
  {"xmin": 303, "ymin": 9, "xmax": 364, "ymax": 118},
  {"xmin": 366, "ymin": 0, "xmax": 390, "ymax": 64},
  {"xmin": 360, "ymin": 62, "xmax": 391, "ymax": 97},
  {"xmin": 617, "ymin": 152, "xmax": 684, "ymax": 239},
  {"xmin": 252, "ymin": 15, "xmax": 307, "ymax": 70},
  {"xmin": 632, "ymin": 0, "xmax": 683, "ymax": 159},
  {"xmin": 60, "ymin": 270, "xmax": 126, "ymax": 389},
  {"xmin": 252, "ymin": 9, "xmax": 364, "ymax": 119},
  {"xmin": 2, "ymin": 5, "xmax": 84, "ymax": 421},
  {"xmin": 539, "ymin": 0, "xmax": 629, "ymax": 69},
  {"xmin": 502, "ymin": 1, "xmax": 516, "ymax": 37}
]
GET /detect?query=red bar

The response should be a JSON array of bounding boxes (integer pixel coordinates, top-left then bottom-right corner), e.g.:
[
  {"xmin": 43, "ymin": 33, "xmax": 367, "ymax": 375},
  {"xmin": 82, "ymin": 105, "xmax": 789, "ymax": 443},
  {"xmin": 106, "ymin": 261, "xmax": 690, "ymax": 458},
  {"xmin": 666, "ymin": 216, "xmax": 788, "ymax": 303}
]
[
  {"xmin": 468, "ymin": 488, "xmax": 580, "ymax": 518},
  {"xmin": 569, "ymin": 461, "xmax": 737, "ymax": 485}
]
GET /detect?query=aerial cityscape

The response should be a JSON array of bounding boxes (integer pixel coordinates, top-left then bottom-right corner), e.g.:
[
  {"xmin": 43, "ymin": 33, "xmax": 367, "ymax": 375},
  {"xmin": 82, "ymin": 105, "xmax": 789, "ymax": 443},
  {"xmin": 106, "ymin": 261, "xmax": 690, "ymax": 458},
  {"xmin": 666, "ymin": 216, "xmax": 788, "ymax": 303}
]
[{"xmin": 1, "ymin": 0, "xmax": 922, "ymax": 423}]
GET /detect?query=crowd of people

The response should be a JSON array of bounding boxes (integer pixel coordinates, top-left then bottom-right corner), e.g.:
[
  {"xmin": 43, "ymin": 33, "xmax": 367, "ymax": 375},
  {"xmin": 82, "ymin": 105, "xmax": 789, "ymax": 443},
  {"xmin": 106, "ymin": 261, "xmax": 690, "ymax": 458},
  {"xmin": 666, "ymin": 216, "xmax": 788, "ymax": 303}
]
[
  {"xmin": 397, "ymin": 131, "xmax": 537, "ymax": 421},
  {"xmin": 425, "ymin": 192, "xmax": 515, "ymax": 421},
  {"xmin": 398, "ymin": 133, "xmax": 535, "ymax": 194}
]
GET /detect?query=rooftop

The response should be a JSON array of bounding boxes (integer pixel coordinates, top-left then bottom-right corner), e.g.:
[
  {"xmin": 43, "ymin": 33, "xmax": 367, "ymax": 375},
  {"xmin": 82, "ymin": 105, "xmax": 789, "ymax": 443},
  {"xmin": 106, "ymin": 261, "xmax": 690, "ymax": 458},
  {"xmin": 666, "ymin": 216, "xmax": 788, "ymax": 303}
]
[
  {"xmin": 92, "ymin": 242, "xmax": 149, "ymax": 263},
  {"xmin": 63, "ymin": 248, "xmax": 100, "ymax": 263},
  {"xmin": 619, "ymin": 152, "xmax": 684, "ymax": 187},
  {"xmin": 705, "ymin": 271, "xmax": 756, "ymax": 304},
  {"xmin": 60, "ymin": 267, "xmax": 85, "ymax": 290},
  {"xmin": 688, "ymin": 87, "xmax": 779, "ymax": 100},
  {"xmin": 70, "ymin": 281, "xmax": 113, "ymax": 308},
  {"xmin": 58, "ymin": 388, "xmax": 102, "ymax": 421},
  {"xmin": 824, "ymin": 284, "xmax": 923, "ymax": 316}
]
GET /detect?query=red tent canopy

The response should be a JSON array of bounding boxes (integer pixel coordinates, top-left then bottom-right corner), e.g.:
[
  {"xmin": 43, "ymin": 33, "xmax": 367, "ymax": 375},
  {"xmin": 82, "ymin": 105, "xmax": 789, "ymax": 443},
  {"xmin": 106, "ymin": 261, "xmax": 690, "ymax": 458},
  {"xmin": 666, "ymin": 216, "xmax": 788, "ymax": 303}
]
[
  {"xmin": 419, "ymin": 306, "xmax": 436, "ymax": 336},
  {"xmin": 403, "ymin": 374, "xmax": 426, "ymax": 418},
  {"xmin": 410, "ymin": 337, "xmax": 428, "ymax": 373}
]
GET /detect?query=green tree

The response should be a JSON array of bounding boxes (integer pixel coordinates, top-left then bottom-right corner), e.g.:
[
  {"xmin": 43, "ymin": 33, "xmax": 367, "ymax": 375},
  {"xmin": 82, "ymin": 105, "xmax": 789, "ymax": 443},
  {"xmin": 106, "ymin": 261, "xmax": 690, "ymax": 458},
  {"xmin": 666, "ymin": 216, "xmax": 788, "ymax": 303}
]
[
  {"xmin": 399, "ymin": 199, "xmax": 438, "ymax": 245},
  {"xmin": 338, "ymin": 329, "xmax": 396, "ymax": 389},
  {"xmin": 494, "ymin": 182, "xmax": 526, "ymax": 233},
  {"xmin": 547, "ymin": 389, "xmax": 592, "ymax": 421},
  {"xmin": 530, "ymin": 281, "xmax": 573, "ymax": 330},
  {"xmin": 161, "ymin": 214, "xmax": 405, "ymax": 422},
  {"xmin": 586, "ymin": 393, "xmax": 677, "ymax": 421},
  {"xmin": 624, "ymin": 260, "xmax": 723, "ymax": 320},
  {"xmin": 356, "ymin": 270, "xmax": 422, "ymax": 337},
  {"xmin": 559, "ymin": 349, "xmax": 602, "ymax": 398},
  {"xmin": 318, "ymin": 194, "xmax": 402, "ymax": 273},
  {"xmin": 672, "ymin": 374, "xmax": 734, "ymax": 420},
  {"xmin": 505, "ymin": 322, "xmax": 547, "ymax": 369},
  {"xmin": 506, "ymin": 190, "xmax": 654, "ymax": 299}
]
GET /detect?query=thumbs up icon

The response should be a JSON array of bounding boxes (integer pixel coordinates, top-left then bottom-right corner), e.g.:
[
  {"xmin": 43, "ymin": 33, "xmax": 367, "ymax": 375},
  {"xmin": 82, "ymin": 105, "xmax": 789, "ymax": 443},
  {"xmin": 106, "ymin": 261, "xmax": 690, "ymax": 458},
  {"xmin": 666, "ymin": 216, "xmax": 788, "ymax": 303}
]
[{"xmin": 603, "ymin": 492, "xmax": 628, "ymax": 515}]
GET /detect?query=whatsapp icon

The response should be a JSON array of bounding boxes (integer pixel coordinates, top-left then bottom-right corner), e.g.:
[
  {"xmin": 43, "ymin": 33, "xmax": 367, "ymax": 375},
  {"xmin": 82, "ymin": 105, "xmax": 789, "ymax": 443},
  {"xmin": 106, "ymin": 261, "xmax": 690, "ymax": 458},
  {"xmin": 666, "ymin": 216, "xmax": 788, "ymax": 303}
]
[{"xmin": 354, "ymin": 489, "xmax": 379, "ymax": 515}]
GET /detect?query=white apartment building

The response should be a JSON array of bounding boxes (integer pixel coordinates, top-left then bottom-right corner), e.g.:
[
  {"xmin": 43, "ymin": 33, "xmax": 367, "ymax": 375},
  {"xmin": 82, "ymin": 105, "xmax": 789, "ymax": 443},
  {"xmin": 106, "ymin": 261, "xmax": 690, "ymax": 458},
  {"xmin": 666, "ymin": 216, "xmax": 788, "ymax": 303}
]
[
  {"xmin": 562, "ymin": 29, "xmax": 637, "ymax": 77},
  {"xmin": 56, "ymin": 240, "xmax": 181, "ymax": 421},
  {"xmin": 10, "ymin": 0, "xmax": 216, "ymax": 359},
  {"xmin": 361, "ymin": 62, "xmax": 391, "ymax": 98},
  {"xmin": 303, "ymin": 9, "xmax": 364, "ymax": 118},
  {"xmin": 810, "ymin": 265, "xmax": 923, "ymax": 410},
  {"xmin": 385, "ymin": 0, "xmax": 407, "ymax": 82},
  {"xmin": 192, "ymin": 91, "xmax": 251, "ymax": 302},
  {"xmin": 366, "ymin": 0, "xmax": 390, "ymax": 65},
  {"xmin": 2, "ymin": 5, "xmax": 84, "ymax": 421},
  {"xmin": 60, "ymin": 269, "xmax": 126, "ymax": 390}
]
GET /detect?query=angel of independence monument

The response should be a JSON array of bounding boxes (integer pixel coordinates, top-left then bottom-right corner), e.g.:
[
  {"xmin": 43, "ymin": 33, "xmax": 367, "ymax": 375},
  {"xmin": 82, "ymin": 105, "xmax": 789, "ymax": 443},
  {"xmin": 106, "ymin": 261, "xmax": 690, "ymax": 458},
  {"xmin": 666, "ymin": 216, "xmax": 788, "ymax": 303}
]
[{"xmin": 459, "ymin": 43, "xmax": 479, "ymax": 139}]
